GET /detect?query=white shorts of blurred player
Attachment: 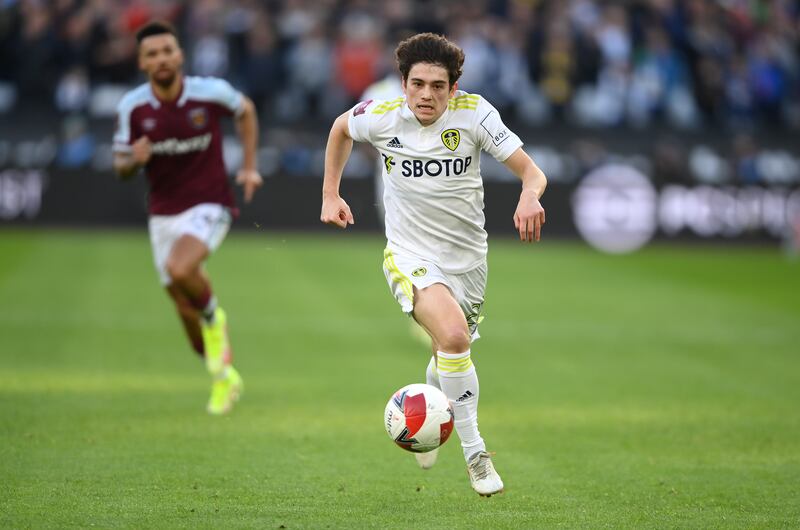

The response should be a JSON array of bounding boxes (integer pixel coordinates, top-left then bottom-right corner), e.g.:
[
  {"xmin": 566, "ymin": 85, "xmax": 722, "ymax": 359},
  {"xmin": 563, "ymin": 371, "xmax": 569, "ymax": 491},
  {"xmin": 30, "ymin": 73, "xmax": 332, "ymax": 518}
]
[
  {"xmin": 382, "ymin": 248, "xmax": 486, "ymax": 341},
  {"xmin": 148, "ymin": 203, "xmax": 232, "ymax": 286}
]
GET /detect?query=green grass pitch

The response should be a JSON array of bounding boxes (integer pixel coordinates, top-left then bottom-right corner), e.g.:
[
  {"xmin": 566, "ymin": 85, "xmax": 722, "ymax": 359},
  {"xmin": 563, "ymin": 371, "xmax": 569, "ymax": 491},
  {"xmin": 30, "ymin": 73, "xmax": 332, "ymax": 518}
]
[{"xmin": 1, "ymin": 229, "xmax": 798, "ymax": 528}]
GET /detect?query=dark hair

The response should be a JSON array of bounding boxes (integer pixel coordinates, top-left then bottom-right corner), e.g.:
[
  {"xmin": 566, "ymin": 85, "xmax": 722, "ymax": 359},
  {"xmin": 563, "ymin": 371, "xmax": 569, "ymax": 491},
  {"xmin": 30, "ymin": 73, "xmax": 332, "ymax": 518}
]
[
  {"xmin": 135, "ymin": 20, "xmax": 178, "ymax": 45},
  {"xmin": 395, "ymin": 33, "xmax": 465, "ymax": 86}
]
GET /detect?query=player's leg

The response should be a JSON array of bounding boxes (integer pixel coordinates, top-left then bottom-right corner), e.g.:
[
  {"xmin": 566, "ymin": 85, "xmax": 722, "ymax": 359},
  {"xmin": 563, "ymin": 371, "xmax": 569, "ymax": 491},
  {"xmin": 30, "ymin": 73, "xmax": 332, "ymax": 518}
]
[
  {"xmin": 413, "ymin": 284, "xmax": 503, "ymax": 496},
  {"xmin": 412, "ymin": 285, "xmax": 481, "ymax": 455},
  {"xmin": 425, "ymin": 343, "xmax": 440, "ymax": 389},
  {"xmin": 165, "ymin": 283, "xmax": 204, "ymax": 357},
  {"xmin": 164, "ymin": 235, "xmax": 241, "ymax": 414},
  {"xmin": 165, "ymin": 204, "xmax": 241, "ymax": 414},
  {"xmin": 166, "ymin": 232, "xmax": 231, "ymax": 366},
  {"xmin": 382, "ymin": 250, "xmax": 499, "ymax": 489},
  {"xmin": 150, "ymin": 215, "xmax": 212, "ymax": 356},
  {"xmin": 149, "ymin": 206, "xmax": 240, "ymax": 415},
  {"xmin": 165, "ymin": 235, "xmax": 215, "ymax": 317}
]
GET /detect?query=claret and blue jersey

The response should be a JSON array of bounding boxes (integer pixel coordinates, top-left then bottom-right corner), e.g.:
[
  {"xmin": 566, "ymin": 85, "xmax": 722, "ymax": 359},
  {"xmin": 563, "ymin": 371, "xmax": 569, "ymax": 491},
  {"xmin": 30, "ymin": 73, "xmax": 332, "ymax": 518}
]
[{"xmin": 113, "ymin": 76, "xmax": 244, "ymax": 216}]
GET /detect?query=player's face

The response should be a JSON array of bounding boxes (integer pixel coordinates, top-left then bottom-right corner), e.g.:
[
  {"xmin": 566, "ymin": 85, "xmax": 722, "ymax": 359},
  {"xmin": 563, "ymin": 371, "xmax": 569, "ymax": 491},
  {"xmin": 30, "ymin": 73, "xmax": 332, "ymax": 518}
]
[
  {"xmin": 138, "ymin": 34, "xmax": 184, "ymax": 88},
  {"xmin": 402, "ymin": 63, "xmax": 457, "ymax": 126}
]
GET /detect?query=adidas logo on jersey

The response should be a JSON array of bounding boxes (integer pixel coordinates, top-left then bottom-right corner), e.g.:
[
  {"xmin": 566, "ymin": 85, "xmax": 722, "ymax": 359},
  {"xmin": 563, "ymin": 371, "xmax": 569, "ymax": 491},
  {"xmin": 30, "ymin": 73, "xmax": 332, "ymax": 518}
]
[
  {"xmin": 386, "ymin": 137, "xmax": 403, "ymax": 148},
  {"xmin": 456, "ymin": 390, "xmax": 474, "ymax": 402}
]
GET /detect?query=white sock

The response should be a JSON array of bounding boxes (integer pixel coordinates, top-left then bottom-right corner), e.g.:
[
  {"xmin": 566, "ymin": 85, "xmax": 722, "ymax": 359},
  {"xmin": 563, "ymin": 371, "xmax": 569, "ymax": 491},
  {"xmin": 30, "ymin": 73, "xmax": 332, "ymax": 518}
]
[
  {"xmin": 437, "ymin": 350, "xmax": 485, "ymax": 462},
  {"xmin": 425, "ymin": 356, "xmax": 440, "ymax": 389}
]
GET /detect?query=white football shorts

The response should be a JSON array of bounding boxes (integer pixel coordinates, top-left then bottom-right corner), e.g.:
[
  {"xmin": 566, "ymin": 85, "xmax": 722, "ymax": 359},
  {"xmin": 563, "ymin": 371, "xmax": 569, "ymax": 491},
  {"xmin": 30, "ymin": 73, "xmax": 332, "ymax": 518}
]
[
  {"xmin": 382, "ymin": 248, "xmax": 486, "ymax": 340},
  {"xmin": 148, "ymin": 203, "xmax": 232, "ymax": 285}
]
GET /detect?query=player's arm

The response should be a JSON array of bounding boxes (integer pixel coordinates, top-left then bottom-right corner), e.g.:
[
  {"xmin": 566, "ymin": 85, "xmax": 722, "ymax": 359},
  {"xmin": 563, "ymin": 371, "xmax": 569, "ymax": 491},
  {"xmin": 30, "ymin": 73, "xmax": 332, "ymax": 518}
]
[
  {"xmin": 503, "ymin": 147, "xmax": 547, "ymax": 243},
  {"xmin": 234, "ymin": 96, "xmax": 262, "ymax": 203},
  {"xmin": 320, "ymin": 111, "xmax": 355, "ymax": 228},
  {"xmin": 113, "ymin": 136, "xmax": 152, "ymax": 181}
]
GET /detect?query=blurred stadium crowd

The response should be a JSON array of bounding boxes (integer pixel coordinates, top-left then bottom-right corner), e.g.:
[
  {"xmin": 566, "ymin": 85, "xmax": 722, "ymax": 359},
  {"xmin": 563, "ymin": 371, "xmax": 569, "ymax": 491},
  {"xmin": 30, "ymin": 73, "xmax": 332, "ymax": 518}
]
[{"xmin": 1, "ymin": 0, "xmax": 799, "ymax": 131}]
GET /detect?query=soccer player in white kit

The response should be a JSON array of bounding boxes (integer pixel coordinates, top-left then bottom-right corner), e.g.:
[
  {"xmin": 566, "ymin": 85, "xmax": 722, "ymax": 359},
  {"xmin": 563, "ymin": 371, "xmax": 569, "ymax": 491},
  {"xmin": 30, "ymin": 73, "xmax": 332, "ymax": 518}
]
[{"xmin": 321, "ymin": 33, "xmax": 547, "ymax": 497}]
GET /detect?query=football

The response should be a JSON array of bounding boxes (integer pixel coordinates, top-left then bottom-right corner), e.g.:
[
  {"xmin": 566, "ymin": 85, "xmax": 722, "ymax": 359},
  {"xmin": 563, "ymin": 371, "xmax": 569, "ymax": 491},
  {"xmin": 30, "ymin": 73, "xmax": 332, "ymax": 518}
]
[{"xmin": 384, "ymin": 383, "xmax": 455, "ymax": 453}]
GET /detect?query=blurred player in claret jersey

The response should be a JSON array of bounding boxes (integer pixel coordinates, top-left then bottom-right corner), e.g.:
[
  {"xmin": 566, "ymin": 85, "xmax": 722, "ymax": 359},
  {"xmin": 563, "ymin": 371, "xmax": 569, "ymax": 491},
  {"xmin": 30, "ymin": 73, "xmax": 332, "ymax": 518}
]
[
  {"xmin": 321, "ymin": 33, "xmax": 547, "ymax": 497},
  {"xmin": 112, "ymin": 20, "xmax": 262, "ymax": 415}
]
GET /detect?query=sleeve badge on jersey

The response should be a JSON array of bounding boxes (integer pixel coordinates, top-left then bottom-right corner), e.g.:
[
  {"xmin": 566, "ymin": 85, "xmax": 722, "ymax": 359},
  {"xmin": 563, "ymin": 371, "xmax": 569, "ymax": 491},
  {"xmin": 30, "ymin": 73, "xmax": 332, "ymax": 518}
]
[
  {"xmin": 479, "ymin": 112, "xmax": 510, "ymax": 147},
  {"xmin": 441, "ymin": 129, "xmax": 460, "ymax": 151},
  {"xmin": 188, "ymin": 108, "xmax": 209, "ymax": 129},
  {"xmin": 353, "ymin": 99, "xmax": 373, "ymax": 116}
]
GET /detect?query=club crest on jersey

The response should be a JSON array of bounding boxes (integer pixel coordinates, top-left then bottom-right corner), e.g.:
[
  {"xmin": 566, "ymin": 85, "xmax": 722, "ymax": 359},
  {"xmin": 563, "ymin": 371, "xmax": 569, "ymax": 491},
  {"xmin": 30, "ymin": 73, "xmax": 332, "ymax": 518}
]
[
  {"xmin": 441, "ymin": 129, "xmax": 460, "ymax": 151},
  {"xmin": 188, "ymin": 108, "xmax": 208, "ymax": 129},
  {"xmin": 142, "ymin": 118, "xmax": 157, "ymax": 131},
  {"xmin": 412, "ymin": 267, "xmax": 427, "ymax": 277}
]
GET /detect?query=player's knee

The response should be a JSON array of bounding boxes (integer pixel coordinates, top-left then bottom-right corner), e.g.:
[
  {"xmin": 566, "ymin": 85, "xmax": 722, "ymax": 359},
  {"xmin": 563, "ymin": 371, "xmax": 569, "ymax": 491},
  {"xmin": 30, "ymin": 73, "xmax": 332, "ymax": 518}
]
[
  {"xmin": 165, "ymin": 258, "xmax": 192, "ymax": 284},
  {"xmin": 437, "ymin": 327, "xmax": 470, "ymax": 354}
]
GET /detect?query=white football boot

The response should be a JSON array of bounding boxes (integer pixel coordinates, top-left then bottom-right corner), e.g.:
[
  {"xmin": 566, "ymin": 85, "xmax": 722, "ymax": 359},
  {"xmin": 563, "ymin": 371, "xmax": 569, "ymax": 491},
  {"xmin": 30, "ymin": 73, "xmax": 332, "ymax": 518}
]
[
  {"xmin": 414, "ymin": 448, "xmax": 439, "ymax": 470},
  {"xmin": 467, "ymin": 451, "xmax": 504, "ymax": 497}
]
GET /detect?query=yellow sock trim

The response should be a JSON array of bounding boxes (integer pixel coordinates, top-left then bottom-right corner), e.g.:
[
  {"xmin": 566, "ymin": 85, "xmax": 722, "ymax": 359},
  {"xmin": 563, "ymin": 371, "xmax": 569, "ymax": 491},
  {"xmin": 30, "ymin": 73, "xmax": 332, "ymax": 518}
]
[{"xmin": 437, "ymin": 354, "xmax": 473, "ymax": 373}]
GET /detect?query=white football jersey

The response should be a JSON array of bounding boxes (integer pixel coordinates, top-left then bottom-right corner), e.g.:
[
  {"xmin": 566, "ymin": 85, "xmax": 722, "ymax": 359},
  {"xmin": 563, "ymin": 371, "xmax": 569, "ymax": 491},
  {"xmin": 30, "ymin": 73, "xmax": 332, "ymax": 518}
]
[{"xmin": 348, "ymin": 90, "xmax": 522, "ymax": 273}]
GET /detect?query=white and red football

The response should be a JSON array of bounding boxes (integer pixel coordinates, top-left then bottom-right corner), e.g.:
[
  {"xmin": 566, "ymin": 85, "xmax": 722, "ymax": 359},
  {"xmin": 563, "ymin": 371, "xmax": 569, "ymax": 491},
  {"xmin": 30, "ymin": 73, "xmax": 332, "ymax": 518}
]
[{"xmin": 384, "ymin": 383, "xmax": 454, "ymax": 453}]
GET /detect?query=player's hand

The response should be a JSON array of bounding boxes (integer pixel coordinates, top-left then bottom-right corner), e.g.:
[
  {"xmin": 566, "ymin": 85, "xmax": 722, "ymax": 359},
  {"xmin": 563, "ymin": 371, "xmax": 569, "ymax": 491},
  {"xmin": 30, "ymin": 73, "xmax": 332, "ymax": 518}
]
[
  {"xmin": 131, "ymin": 136, "xmax": 152, "ymax": 165},
  {"xmin": 320, "ymin": 194, "xmax": 355, "ymax": 228},
  {"xmin": 513, "ymin": 189, "xmax": 545, "ymax": 243},
  {"xmin": 236, "ymin": 168, "xmax": 263, "ymax": 203}
]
